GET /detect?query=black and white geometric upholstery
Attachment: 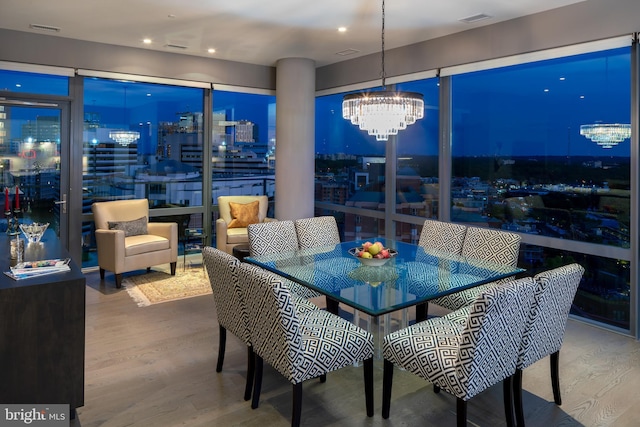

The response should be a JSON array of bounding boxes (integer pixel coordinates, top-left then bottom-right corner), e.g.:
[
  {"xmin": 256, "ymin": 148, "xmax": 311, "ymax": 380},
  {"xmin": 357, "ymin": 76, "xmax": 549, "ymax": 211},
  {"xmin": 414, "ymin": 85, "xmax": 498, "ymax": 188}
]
[
  {"xmin": 202, "ymin": 247, "xmax": 318, "ymax": 402},
  {"xmin": 513, "ymin": 263, "xmax": 585, "ymax": 426},
  {"xmin": 429, "ymin": 226, "xmax": 521, "ymax": 311},
  {"xmin": 382, "ymin": 277, "xmax": 537, "ymax": 426},
  {"xmin": 418, "ymin": 219, "xmax": 467, "ymax": 254},
  {"xmin": 247, "ymin": 220, "xmax": 321, "ymax": 300},
  {"xmin": 238, "ymin": 262, "xmax": 374, "ymax": 427},
  {"xmin": 202, "ymin": 246, "xmax": 253, "ymax": 401},
  {"xmin": 294, "ymin": 216, "xmax": 340, "ymax": 250}
]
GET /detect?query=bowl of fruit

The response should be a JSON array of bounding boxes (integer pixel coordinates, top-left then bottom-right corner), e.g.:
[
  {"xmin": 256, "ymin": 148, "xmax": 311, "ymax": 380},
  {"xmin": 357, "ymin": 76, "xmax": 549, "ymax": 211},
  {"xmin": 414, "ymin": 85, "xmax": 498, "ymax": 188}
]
[{"xmin": 348, "ymin": 241, "xmax": 398, "ymax": 267}]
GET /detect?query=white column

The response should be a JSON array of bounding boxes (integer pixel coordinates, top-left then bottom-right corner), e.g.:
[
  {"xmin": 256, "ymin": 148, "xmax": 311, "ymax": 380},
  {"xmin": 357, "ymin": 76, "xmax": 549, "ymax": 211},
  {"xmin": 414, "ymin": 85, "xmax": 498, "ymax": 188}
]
[{"xmin": 275, "ymin": 58, "xmax": 315, "ymax": 220}]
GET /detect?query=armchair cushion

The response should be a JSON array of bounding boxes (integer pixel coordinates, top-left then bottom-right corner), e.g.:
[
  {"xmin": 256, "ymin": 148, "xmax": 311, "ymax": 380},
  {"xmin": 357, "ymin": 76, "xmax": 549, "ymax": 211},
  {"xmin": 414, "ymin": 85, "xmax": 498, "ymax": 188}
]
[
  {"xmin": 228, "ymin": 200, "xmax": 260, "ymax": 229},
  {"xmin": 108, "ymin": 216, "xmax": 148, "ymax": 237}
]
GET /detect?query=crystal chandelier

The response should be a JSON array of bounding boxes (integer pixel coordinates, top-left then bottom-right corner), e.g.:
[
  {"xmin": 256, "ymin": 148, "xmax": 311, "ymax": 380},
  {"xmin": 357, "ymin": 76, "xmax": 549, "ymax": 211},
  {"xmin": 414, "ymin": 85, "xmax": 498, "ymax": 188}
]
[
  {"xmin": 579, "ymin": 123, "xmax": 630, "ymax": 149},
  {"xmin": 342, "ymin": 0, "xmax": 424, "ymax": 141},
  {"xmin": 109, "ymin": 86, "xmax": 140, "ymax": 146}
]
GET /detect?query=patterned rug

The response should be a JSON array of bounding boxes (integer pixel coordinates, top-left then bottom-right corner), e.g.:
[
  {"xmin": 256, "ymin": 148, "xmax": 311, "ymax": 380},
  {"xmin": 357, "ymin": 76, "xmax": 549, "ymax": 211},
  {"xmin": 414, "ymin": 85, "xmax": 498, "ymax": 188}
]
[{"xmin": 123, "ymin": 268, "xmax": 211, "ymax": 307}]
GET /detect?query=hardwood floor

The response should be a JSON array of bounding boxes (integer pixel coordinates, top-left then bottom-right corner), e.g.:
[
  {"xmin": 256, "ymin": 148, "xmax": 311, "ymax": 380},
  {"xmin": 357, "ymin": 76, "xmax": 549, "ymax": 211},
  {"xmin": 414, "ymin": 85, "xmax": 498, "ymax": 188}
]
[{"xmin": 73, "ymin": 267, "xmax": 640, "ymax": 427}]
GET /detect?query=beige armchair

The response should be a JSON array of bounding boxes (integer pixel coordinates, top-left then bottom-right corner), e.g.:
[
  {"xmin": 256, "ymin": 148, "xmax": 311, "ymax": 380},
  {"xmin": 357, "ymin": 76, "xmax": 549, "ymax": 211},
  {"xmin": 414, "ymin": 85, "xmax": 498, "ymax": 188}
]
[
  {"xmin": 92, "ymin": 199, "xmax": 178, "ymax": 288},
  {"xmin": 216, "ymin": 195, "xmax": 272, "ymax": 255}
]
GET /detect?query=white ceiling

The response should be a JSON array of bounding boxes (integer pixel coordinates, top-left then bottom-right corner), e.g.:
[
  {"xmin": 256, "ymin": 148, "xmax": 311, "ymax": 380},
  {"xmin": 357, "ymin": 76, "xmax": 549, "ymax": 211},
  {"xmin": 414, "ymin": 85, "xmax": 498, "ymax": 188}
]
[{"xmin": 1, "ymin": 0, "xmax": 587, "ymax": 67}]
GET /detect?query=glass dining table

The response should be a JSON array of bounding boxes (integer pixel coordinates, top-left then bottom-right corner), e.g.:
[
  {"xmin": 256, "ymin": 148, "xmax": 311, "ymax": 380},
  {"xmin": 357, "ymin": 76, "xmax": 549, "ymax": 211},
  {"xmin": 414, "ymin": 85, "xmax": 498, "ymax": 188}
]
[{"xmin": 245, "ymin": 238, "xmax": 525, "ymax": 353}]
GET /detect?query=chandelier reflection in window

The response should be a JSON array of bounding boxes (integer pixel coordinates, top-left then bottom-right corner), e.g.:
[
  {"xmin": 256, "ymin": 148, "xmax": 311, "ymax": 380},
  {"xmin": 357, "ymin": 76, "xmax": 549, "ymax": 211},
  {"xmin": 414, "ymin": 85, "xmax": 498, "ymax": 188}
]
[
  {"xmin": 342, "ymin": 0, "xmax": 424, "ymax": 141},
  {"xmin": 109, "ymin": 86, "xmax": 140, "ymax": 146},
  {"xmin": 580, "ymin": 123, "xmax": 630, "ymax": 149}
]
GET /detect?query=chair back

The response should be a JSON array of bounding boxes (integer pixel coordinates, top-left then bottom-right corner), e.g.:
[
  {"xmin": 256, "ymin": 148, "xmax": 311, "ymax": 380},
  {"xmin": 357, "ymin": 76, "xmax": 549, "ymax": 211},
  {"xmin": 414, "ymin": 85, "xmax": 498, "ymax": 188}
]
[
  {"xmin": 92, "ymin": 199, "xmax": 149, "ymax": 231},
  {"xmin": 461, "ymin": 226, "xmax": 521, "ymax": 267},
  {"xmin": 248, "ymin": 220, "xmax": 299, "ymax": 256},
  {"xmin": 294, "ymin": 216, "xmax": 340, "ymax": 249},
  {"xmin": 456, "ymin": 277, "xmax": 536, "ymax": 399},
  {"xmin": 418, "ymin": 219, "xmax": 467, "ymax": 255},
  {"xmin": 202, "ymin": 247, "xmax": 251, "ymax": 345},
  {"xmin": 518, "ymin": 263, "xmax": 585, "ymax": 369},
  {"xmin": 238, "ymin": 262, "xmax": 302, "ymax": 382}
]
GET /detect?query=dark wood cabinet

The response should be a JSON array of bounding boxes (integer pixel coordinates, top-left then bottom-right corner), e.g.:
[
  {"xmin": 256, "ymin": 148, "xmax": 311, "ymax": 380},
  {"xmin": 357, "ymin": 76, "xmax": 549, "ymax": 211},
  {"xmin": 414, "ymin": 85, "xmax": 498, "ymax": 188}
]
[{"xmin": 0, "ymin": 232, "xmax": 85, "ymax": 414}]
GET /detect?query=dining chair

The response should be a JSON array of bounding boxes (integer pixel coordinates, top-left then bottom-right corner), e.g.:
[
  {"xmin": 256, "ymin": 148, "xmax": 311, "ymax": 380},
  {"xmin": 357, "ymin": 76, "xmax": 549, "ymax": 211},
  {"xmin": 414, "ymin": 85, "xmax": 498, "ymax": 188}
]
[
  {"xmin": 238, "ymin": 262, "xmax": 374, "ymax": 427},
  {"xmin": 294, "ymin": 216, "xmax": 340, "ymax": 249},
  {"xmin": 513, "ymin": 263, "xmax": 585, "ymax": 427},
  {"xmin": 247, "ymin": 220, "xmax": 321, "ymax": 300},
  {"xmin": 417, "ymin": 219, "xmax": 467, "ymax": 254},
  {"xmin": 414, "ymin": 219, "xmax": 468, "ymax": 321},
  {"xmin": 382, "ymin": 276, "xmax": 537, "ymax": 427},
  {"xmin": 428, "ymin": 226, "xmax": 521, "ymax": 312},
  {"xmin": 202, "ymin": 247, "xmax": 319, "ymax": 402},
  {"xmin": 294, "ymin": 216, "xmax": 343, "ymax": 314}
]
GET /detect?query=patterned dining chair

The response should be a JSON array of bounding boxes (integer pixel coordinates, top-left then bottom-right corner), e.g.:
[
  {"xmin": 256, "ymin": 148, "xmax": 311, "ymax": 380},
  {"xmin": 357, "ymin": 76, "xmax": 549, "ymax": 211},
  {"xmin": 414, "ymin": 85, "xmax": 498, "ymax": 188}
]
[
  {"xmin": 417, "ymin": 219, "xmax": 467, "ymax": 254},
  {"xmin": 202, "ymin": 247, "xmax": 318, "ymax": 402},
  {"xmin": 294, "ymin": 216, "xmax": 343, "ymax": 314},
  {"xmin": 429, "ymin": 226, "xmax": 521, "ymax": 312},
  {"xmin": 414, "ymin": 219, "xmax": 468, "ymax": 321},
  {"xmin": 294, "ymin": 216, "xmax": 340, "ymax": 249},
  {"xmin": 513, "ymin": 263, "xmax": 585, "ymax": 426},
  {"xmin": 247, "ymin": 220, "xmax": 321, "ymax": 300},
  {"xmin": 238, "ymin": 262, "xmax": 374, "ymax": 427},
  {"xmin": 382, "ymin": 277, "xmax": 537, "ymax": 427}
]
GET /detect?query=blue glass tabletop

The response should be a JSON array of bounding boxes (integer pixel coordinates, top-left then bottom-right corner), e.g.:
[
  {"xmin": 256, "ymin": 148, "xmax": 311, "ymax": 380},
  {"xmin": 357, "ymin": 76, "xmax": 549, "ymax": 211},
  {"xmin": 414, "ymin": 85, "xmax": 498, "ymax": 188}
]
[{"xmin": 245, "ymin": 238, "xmax": 525, "ymax": 317}]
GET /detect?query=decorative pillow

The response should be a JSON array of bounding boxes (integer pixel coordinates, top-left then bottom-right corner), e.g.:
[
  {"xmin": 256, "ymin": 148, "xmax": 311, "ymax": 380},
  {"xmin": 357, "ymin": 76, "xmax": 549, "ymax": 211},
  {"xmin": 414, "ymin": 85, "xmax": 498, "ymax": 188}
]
[
  {"xmin": 108, "ymin": 216, "xmax": 148, "ymax": 237},
  {"xmin": 228, "ymin": 200, "xmax": 260, "ymax": 229}
]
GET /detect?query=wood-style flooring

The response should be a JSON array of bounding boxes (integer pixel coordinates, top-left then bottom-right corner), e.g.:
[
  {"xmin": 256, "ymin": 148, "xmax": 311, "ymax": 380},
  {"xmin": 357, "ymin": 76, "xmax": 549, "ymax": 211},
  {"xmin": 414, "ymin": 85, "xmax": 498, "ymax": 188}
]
[{"xmin": 72, "ymin": 267, "xmax": 640, "ymax": 427}]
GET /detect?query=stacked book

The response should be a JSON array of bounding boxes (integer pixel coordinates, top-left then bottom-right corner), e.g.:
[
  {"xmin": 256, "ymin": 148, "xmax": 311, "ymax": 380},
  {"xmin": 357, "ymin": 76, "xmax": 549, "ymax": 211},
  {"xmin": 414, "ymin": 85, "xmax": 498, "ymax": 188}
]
[{"xmin": 5, "ymin": 258, "xmax": 71, "ymax": 280}]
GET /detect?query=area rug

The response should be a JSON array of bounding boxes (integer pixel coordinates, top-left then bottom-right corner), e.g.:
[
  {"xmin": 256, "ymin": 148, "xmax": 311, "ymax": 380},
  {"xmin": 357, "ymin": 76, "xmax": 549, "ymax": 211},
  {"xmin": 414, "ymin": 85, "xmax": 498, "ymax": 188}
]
[{"xmin": 123, "ymin": 268, "xmax": 211, "ymax": 307}]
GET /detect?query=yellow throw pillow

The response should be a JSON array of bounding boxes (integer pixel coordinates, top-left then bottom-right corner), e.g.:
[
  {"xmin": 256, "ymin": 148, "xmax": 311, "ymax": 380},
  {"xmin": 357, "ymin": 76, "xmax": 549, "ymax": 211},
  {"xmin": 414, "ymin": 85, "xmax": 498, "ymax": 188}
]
[{"xmin": 228, "ymin": 200, "xmax": 260, "ymax": 228}]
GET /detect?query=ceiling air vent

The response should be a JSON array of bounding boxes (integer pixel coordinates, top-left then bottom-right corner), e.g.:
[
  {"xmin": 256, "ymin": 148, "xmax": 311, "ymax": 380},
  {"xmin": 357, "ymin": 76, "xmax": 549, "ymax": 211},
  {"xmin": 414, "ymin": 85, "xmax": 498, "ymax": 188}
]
[
  {"xmin": 459, "ymin": 13, "xmax": 492, "ymax": 24},
  {"xmin": 165, "ymin": 44, "xmax": 188, "ymax": 50},
  {"xmin": 29, "ymin": 24, "xmax": 61, "ymax": 32},
  {"xmin": 335, "ymin": 48, "xmax": 360, "ymax": 57}
]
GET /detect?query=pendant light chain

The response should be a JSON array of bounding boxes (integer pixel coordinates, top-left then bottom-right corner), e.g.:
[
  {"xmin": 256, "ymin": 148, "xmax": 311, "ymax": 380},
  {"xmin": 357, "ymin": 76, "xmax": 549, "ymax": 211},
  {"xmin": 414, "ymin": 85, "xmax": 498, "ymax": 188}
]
[{"xmin": 381, "ymin": 0, "xmax": 386, "ymax": 88}]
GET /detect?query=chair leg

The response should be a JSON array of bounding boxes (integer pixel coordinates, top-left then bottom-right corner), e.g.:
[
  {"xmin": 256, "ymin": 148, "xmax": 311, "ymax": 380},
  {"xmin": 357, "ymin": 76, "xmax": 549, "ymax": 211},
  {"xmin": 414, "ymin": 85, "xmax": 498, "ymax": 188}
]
[
  {"xmin": 115, "ymin": 273, "xmax": 122, "ymax": 288},
  {"xmin": 216, "ymin": 326, "xmax": 226, "ymax": 372},
  {"xmin": 364, "ymin": 357, "xmax": 374, "ymax": 417},
  {"xmin": 319, "ymin": 374, "xmax": 326, "ymax": 383},
  {"xmin": 433, "ymin": 384, "xmax": 440, "ymax": 394},
  {"xmin": 251, "ymin": 355, "xmax": 263, "ymax": 409},
  {"xmin": 415, "ymin": 302, "xmax": 429, "ymax": 323},
  {"xmin": 503, "ymin": 375, "xmax": 515, "ymax": 427},
  {"xmin": 456, "ymin": 398, "xmax": 467, "ymax": 427},
  {"xmin": 382, "ymin": 359, "xmax": 394, "ymax": 419},
  {"xmin": 550, "ymin": 351, "xmax": 562, "ymax": 405},
  {"xmin": 99, "ymin": 268, "xmax": 105, "ymax": 279},
  {"xmin": 292, "ymin": 382, "xmax": 303, "ymax": 427},
  {"xmin": 514, "ymin": 369, "xmax": 525, "ymax": 427},
  {"xmin": 244, "ymin": 346, "xmax": 255, "ymax": 401},
  {"xmin": 170, "ymin": 261, "xmax": 177, "ymax": 275},
  {"xmin": 326, "ymin": 296, "xmax": 339, "ymax": 315},
  {"xmin": 147, "ymin": 267, "xmax": 151, "ymax": 272}
]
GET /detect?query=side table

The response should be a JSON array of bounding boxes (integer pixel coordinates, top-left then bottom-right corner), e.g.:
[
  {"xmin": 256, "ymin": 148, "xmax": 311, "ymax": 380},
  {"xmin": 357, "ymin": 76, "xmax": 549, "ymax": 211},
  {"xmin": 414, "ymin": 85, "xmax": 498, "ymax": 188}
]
[
  {"xmin": 232, "ymin": 244, "xmax": 251, "ymax": 261},
  {"xmin": 184, "ymin": 228, "xmax": 206, "ymax": 270}
]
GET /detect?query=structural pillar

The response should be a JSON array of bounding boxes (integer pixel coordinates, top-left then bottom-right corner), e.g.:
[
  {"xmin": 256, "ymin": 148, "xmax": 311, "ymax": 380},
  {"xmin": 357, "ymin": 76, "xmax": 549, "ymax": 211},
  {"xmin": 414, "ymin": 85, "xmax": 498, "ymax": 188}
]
[{"xmin": 275, "ymin": 58, "xmax": 315, "ymax": 220}]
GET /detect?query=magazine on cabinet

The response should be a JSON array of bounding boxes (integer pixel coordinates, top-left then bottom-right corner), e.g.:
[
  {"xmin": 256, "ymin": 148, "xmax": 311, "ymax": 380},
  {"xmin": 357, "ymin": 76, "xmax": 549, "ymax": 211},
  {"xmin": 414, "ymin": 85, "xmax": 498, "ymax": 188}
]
[{"xmin": 4, "ymin": 258, "xmax": 71, "ymax": 280}]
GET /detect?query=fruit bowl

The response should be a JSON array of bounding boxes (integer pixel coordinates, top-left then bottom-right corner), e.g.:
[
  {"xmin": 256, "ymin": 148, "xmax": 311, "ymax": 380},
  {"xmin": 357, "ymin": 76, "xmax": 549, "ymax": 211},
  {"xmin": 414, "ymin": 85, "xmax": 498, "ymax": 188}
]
[
  {"xmin": 348, "ymin": 245, "xmax": 398, "ymax": 267},
  {"xmin": 20, "ymin": 222, "xmax": 49, "ymax": 244}
]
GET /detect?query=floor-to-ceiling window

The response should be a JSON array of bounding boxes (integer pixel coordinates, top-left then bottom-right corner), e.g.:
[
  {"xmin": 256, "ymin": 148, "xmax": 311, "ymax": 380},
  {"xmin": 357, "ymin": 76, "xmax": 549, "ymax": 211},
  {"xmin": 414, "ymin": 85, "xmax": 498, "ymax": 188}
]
[
  {"xmin": 80, "ymin": 77, "xmax": 205, "ymax": 266},
  {"xmin": 450, "ymin": 46, "xmax": 631, "ymax": 330},
  {"xmin": 315, "ymin": 41, "xmax": 634, "ymax": 333}
]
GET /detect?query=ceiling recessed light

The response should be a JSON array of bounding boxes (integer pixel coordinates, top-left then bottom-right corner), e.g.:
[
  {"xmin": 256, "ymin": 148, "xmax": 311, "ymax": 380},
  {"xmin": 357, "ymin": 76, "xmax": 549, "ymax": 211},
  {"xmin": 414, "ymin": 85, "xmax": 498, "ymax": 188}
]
[
  {"xmin": 208, "ymin": 48, "xmax": 216, "ymax": 54},
  {"xmin": 559, "ymin": 77, "xmax": 566, "ymax": 81},
  {"xmin": 143, "ymin": 38, "xmax": 152, "ymax": 44},
  {"xmin": 338, "ymin": 27, "xmax": 347, "ymax": 33},
  {"xmin": 459, "ymin": 13, "xmax": 492, "ymax": 24},
  {"xmin": 544, "ymin": 88, "xmax": 550, "ymax": 92},
  {"xmin": 168, "ymin": 14, "xmax": 176, "ymax": 19}
]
